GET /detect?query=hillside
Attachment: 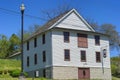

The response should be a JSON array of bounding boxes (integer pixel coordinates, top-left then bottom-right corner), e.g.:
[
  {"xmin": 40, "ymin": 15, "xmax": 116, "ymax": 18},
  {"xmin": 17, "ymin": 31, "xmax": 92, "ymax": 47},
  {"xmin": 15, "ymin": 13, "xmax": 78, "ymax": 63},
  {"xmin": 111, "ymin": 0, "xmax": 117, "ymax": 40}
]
[{"xmin": 0, "ymin": 59, "xmax": 21, "ymax": 77}]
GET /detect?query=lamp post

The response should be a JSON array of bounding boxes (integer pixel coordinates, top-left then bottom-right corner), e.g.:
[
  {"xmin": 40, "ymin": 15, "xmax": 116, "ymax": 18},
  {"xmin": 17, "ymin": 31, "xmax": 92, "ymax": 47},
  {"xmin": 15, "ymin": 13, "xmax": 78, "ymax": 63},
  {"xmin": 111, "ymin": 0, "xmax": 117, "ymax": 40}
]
[{"xmin": 19, "ymin": 3, "xmax": 25, "ymax": 80}]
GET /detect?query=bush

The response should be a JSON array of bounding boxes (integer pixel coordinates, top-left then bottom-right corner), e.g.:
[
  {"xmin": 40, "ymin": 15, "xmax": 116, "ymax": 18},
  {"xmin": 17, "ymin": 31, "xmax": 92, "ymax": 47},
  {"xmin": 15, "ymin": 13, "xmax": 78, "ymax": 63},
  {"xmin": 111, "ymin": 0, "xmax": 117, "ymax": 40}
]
[
  {"xmin": 24, "ymin": 72, "xmax": 28, "ymax": 77},
  {"xmin": 10, "ymin": 69, "xmax": 21, "ymax": 77}
]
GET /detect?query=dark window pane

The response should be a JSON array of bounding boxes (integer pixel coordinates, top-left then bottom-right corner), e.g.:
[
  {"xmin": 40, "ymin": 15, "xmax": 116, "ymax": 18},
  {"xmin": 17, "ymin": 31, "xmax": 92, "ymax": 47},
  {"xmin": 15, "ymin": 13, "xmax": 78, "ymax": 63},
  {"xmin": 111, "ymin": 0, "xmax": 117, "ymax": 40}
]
[
  {"xmin": 43, "ymin": 69, "xmax": 46, "ymax": 78},
  {"xmin": 27, "ymin": 41, "xmax": 29, "ymax": 50},
  {"xmin": 34, "ymin": 38, "xmax": 37, "ymax": 47},
  {"xmin": 81, "ymin": 51, "xmax": 86, "ymax": 62},
  {"xmin": 64, "ymin": 49, "xmax": 70, "ymax": 61},
  {"xmin": 95, "ymin": 35, "xmax": 100, "ymax": 45},
  {"xmin": 63, "ymin": 32, "xmax": 69, "ymax": 42},
  {"xmin": 96, "ymin": 52, "xmax": 101, "ymax": 62},
  {"xmin": 27, "ymin": 56, "xmax": 29, "ymax": 67},
  {"xmin": 43, "ymin": 51, "xmax": 46, "ymax": 62},
  {"xmin": 34, "ymin": 54, "xmax": 37, "ymax": 65},
  {"xmin": 42, "ymin": 34, "xmax": 45, "ymax": 44}
]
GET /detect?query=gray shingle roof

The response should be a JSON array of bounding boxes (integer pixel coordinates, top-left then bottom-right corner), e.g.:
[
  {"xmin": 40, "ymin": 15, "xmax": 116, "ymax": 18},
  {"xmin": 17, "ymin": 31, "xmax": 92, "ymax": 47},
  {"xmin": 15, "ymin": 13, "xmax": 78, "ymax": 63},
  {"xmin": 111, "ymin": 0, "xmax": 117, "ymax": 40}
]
[{"xmin": 24, "ymin": 10, "xmax": 69, "ymax": 42}]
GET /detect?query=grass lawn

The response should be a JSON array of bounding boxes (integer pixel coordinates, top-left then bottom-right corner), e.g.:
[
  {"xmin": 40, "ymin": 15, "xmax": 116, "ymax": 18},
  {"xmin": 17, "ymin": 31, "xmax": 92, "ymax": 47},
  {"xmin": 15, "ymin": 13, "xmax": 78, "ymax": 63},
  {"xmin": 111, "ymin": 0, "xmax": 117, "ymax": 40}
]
[
  {"xmin": 0, "ymin": 78, "xmax": 47, "ymax": 80},
  {"xmin": 112, "ymin": 76, "xmax": 120, "ymax": 80},
  {"xmin": 0, "ymin": 77, "xmax": 120, "ymax": 80}
]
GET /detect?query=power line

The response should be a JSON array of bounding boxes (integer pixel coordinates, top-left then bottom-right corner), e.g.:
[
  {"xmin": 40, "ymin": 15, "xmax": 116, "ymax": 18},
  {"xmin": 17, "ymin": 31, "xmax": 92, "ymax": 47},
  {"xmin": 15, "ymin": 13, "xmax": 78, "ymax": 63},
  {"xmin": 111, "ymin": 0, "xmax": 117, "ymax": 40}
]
[{"xmin": 0, "ymin": 7, "xmax": 47, "ymax": 21}]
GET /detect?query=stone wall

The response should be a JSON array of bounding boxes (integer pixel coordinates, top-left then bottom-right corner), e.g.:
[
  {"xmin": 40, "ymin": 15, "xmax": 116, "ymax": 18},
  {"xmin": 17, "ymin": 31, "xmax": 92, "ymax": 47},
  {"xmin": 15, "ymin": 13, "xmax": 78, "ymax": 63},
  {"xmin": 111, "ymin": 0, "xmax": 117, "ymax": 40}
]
[
  {"xmin": 52, "ymin": 66, "xmax": 78, "ymax": 80},
  {"xmin": 90, "ymin": 67, "xmax": 111, "ymax": 80},
  {"xmin": 26, "ymin": 66, "xmax": 111, "ymax": 80}
]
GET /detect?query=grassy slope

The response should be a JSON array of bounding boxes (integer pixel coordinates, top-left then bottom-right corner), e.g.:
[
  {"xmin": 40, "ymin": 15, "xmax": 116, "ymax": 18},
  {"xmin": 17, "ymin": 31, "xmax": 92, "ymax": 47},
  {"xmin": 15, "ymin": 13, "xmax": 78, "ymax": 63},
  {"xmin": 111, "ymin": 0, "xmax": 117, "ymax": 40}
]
[{"xmin": 0, "ymin": 59, "xmax": 21, "ymax": 71}]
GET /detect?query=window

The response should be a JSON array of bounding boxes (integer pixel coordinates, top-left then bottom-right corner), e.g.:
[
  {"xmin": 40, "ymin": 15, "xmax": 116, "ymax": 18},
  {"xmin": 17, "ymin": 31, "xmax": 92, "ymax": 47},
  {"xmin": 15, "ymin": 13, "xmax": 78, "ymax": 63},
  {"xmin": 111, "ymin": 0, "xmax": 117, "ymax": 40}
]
[
  {"xmin": 64, "ymin": 49, "xmax": 70, "ymax": 61},
  {"xmin": 96, "ymin": 52, "xmax": 101, "ymax": 62},
  {"xmin": 34, "ymin": 71, "xmax": 39, "ymax": 77},
  {"xmin": 34, "ymin": 37, "xmax": 37, "ymax": 47},
  {"xmin": 42, "ymin": 34, "xmax": 45, "ymax": 44},
  {"xmin": 43, "ymin": 69, "xmax": 46, "ymax": 78},
  {"xmin": 34, "ymin": 54, "xmax": 37, "ymax": 65},
  {"xmin": 81, "ymin": 50, "xmax": 86, "ymax": 62},
  {"xmin": 27, "ymin": 41, "xmax": 29, "ymax": 50},
  {"xmin": 27, "ymin": 56, "xmax": 29, "ymax": 67},
  {"xmin": 95, "ymin": 35, "xmax": 100, "ymax": 45},
  {"xmin": 43, "ymin": 51, "xmax": 46, "ymax": 62},
  {"xmin": 77, "ymin": 33, "xmax": 88, "ymax": 48},
  {"xmin": 63, "ymin": 32, "xmax": 69, "ymax": 42}
]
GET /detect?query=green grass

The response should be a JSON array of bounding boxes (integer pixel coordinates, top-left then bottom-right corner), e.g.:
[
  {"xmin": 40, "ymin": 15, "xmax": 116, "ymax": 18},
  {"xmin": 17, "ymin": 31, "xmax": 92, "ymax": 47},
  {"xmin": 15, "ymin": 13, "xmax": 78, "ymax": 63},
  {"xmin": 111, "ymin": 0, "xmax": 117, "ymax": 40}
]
[
  {"xmin": 0, "ymin": 78, "xmax": 47, "ymax": 80},
  {"xmin": 112, "ymin": 76, "xmax": 120, "ymax": 80},
  {"xmin": 0, "ymin": 59, "xmax": 21, "ymax": 71}
]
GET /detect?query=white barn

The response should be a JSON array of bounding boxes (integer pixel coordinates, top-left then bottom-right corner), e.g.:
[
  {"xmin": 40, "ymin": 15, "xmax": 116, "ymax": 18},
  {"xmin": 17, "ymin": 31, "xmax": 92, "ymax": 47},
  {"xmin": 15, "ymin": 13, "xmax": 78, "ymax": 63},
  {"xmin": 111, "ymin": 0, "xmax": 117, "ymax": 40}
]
[{"xmin": 23, "ymin": 9, "xmax": 111, "ymax": 80}]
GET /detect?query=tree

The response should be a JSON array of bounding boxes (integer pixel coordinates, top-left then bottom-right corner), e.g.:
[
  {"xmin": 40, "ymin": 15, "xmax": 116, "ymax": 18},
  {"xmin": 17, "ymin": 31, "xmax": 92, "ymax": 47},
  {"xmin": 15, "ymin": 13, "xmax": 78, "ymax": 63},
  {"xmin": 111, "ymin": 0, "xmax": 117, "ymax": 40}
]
[
  {"xmin": 0, "ymin": 34, "xmax": 9, "ymax": 58},
  {"xmin": 111, "ymin": 56, "xmax": 120, "ymax": 77},
  {"xmin": 8, "ymin": 34, "xmax": 20, "ymax": 56},
  {"xmin": 100, "ymin": 24, "xmax": 120, "ymax": 49},
  {"xmin": 41, "ymin": 4, "xmax": 71, "ymax": 20},
  {"xmin": 89, "ymin": 22, "xmax": 120, "ymax": 50},
  {"xmin": 17, "ymin": 24, "xmax": 40, "ymax": 40}
]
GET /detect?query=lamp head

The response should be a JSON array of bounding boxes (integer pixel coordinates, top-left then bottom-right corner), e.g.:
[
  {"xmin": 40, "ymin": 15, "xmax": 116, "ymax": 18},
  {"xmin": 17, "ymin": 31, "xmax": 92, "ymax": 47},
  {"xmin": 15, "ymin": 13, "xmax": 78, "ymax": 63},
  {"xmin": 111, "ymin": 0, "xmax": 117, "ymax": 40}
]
[{"xmin": 20, "ymin": 3, "xmax": 25, "ymax": 12}]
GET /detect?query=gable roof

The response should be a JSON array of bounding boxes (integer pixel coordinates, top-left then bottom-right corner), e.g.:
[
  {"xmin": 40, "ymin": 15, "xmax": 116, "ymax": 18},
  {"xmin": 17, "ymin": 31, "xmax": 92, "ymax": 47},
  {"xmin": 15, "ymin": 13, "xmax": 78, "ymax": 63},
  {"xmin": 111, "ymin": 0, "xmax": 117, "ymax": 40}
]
[{"xmin": 24, "ymin": 9, "xmax": 95, "ymax": 41}]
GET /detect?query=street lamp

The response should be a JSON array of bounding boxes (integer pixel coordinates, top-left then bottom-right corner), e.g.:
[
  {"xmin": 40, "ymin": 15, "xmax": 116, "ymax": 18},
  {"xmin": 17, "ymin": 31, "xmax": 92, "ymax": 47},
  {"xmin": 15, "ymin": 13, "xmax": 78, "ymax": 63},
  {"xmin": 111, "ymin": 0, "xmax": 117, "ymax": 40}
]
[{"xmin": 19, "ymin": 3, "xmax": 25, "ymax": 79}]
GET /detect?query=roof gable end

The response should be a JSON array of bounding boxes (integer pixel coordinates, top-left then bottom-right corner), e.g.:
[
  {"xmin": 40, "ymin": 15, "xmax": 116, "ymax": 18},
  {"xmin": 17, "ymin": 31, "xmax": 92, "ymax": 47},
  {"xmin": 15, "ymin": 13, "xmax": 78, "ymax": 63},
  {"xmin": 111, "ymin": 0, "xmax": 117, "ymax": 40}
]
[{"xmin": 49, "ymin": 9, "xmax": 95, "ymax": 32}]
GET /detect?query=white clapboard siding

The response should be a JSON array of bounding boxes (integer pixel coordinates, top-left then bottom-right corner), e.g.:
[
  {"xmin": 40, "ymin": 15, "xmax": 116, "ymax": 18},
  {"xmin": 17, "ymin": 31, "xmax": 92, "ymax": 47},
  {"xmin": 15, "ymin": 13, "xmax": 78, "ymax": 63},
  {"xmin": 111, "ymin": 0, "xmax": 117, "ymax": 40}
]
[
  {"xmin": 55, "ymin": 12, "xmax": 91, "ymax": 31},
  {"xmin": 52, "ymin": 29, "xmax": 111, "ymax": 68},
  {"xmin": 23, "ymin": 31, "xmax": 52, "ymax": 72}
]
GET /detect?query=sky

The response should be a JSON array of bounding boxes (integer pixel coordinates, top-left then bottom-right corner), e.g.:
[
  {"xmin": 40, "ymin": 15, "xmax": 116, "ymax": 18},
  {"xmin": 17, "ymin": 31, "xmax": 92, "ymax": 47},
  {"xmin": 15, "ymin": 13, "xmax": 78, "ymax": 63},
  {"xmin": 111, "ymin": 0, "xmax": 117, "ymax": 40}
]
[{"xmin": 0, "ymin": 0, "xmax": 120, "ymax": 56}]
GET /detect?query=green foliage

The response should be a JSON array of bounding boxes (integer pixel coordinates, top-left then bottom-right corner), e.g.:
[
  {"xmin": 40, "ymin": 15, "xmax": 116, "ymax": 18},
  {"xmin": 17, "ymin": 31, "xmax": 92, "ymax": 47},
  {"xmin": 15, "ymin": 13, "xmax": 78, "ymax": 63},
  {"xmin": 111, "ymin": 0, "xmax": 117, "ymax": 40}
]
[
  {"xmin": 111, "ymin": 57, "xmax": 120, "ymax": 78},
  {"xmin": 0, "ymin": 59, "xmax": 21, "ymax": 73},
  {"xmin": 8, "ymin": 34, "xmax": 20, "ymax": 56},
  {"xmin": 0, "ymin": 34, "xmax": 10, "ymax": 58},
  {"xmin": 0, "ymin": 34, "xmax": 21, "ymax": 58},
  {"xmin": 10, "ymin": 69, "xmax": 21, "ymax": 77},
  {"xmin": 0, "ymin": 59, "xmax": 21, "ymax": 78}
]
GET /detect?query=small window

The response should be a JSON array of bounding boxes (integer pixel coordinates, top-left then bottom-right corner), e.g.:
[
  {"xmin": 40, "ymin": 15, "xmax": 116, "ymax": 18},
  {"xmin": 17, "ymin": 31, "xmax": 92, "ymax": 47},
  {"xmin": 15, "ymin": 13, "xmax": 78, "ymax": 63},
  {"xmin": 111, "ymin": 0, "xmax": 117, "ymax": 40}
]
[
  {"xmin": 63, "ymin": 32, "xmax": 70, "ymax": 42},
  {"xmin": 27, "ymin": 56, "xmax": 29, "ymax": 67},
  {"xmin": 34, "ymin": 54, "xmax": 37, "ymax": 65},
  {"xmin": 64, "ymin": 49, "xmax": 70, "ymax": 61},
  {"xmin": 27, "ymin": 41, "xmax": 29, "ymax": 50},
  {"xmin": 95, "ymin": 35, "xmax": 100, "ymax": 45},
  {"xmin": 96, "ymin": 52, "xmax": 101, "ymax": 62},
  {"xmin": 42, "ymin": 34, "xmax": 45, "ymax": 44},
  {"xmin": 34, "ymin": 37, "xmax": 37, "ymax": 47},
  {"xmin": 43, "ymin": 51, "xmax": 46, "ymax": 62},
  {"xmin": 43, "ymin": 69, "xmax": 46, "ymax": 78},
  {"xmin": 81, "ymin": 50, "xmax": 86, "ymax": 62},
  {"xmin": 34, "ymin": 71, "xmax": 39, "ymax": 77}
]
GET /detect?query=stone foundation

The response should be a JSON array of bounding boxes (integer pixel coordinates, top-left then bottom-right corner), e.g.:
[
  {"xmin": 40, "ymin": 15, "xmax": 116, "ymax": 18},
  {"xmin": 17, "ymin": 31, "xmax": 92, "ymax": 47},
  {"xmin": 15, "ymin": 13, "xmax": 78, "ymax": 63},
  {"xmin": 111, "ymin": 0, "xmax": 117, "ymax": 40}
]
[
  {"xmin": 26, "ymin": 66, "xmax": 111, "ymax": 80},
  {"xmin": 52, "ymin": 66, "xmax": 78, "ymax": 80},
  {"xmin": 90, "ymin": 67, "xmax": 111, "ymax": 80}
]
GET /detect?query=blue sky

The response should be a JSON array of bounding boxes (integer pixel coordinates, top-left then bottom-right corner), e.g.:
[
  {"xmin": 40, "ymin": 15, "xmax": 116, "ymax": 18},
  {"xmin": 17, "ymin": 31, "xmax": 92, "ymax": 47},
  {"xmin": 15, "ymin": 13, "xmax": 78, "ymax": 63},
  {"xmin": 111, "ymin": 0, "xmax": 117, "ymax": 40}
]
[{"xmin": 0, "ymin": 0, "xmax": 120, "ymax": 56}]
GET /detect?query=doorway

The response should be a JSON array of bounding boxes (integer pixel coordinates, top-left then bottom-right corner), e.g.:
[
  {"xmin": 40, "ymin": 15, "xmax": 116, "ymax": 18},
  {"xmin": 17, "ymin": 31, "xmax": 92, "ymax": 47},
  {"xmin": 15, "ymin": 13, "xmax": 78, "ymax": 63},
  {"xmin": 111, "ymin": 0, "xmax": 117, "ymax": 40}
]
[{"xmin": 78, "ymin": 68, "xmax": 90, "ymax": 79}]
